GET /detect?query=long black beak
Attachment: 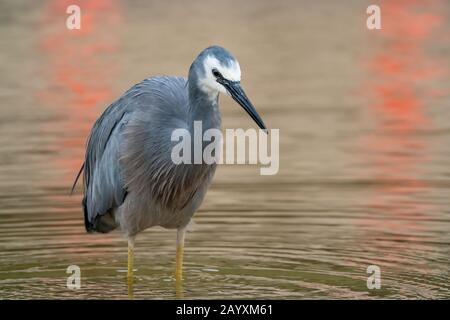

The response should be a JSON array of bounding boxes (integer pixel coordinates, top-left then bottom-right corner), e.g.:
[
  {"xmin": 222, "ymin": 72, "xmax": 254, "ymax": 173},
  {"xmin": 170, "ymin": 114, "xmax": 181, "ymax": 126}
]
[{"xmin": 221, "ymin": 80, "xmax": 267, "ymax": 133}]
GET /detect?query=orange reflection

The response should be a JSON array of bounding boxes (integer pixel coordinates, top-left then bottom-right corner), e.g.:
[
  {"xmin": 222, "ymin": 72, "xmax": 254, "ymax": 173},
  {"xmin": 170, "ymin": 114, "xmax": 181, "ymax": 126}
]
[
  {"xmin": 38, "ymin": 0, "xmax": 121, "ymax": 181},
  {"xmin": 37, "ymin": 0, "xmax": 122, "ymax": 251},
  {"xmin": 358, "ymin": 0, "xmax": 446, "ymax": 264}
]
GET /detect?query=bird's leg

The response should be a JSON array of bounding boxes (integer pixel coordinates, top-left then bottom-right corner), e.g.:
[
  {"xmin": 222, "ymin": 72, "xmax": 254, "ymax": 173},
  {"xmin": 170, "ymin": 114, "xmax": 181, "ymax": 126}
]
[
  {"xmin": 127, "ymin": 236, "xmax": 135, "ymax": 299},
  {"xmin": 127, "ymin": 236, "xmax": 135, "ymax": 280},
  {"xmin": 175, "ymin": 226, "xmax": 187, "ymax": 282}
]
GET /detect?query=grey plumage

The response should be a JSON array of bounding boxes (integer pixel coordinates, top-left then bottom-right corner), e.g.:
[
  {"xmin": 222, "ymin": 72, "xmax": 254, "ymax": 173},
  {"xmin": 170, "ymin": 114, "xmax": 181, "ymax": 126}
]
[
  {"xmin": 73, "ymin": 45, "xmax": 266, "ymax": 243},
  {"xmin": 79, "ymin": 75, "xmax": 217, "ymax": 236}
]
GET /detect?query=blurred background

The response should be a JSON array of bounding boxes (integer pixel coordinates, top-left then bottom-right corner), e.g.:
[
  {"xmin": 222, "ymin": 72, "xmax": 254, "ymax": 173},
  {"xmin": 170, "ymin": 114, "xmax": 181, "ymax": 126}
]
[{"xmin": 0, "ymin": 0, "xmax": 449, "ymax": 299}]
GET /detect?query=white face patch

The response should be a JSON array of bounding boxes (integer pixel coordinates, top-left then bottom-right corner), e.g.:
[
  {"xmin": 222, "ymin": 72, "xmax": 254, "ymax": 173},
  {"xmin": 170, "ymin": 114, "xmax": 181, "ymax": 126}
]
[{"xmin": 198, "ymin": 55, "xmax": 241, "ymax": 97}]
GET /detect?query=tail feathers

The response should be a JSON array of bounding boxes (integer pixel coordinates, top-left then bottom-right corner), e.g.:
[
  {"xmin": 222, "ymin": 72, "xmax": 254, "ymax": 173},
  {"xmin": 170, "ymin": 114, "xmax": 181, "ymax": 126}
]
[
  {"xmin": 93, "ymin": 211, "xmax": 119, "ymax": 233},
  {"xmin": 82, "ymin": 196, "xmax": 95, "ymax": 233},
  {"xmin": 83, "ymin": 196, "xmax": 118, "ymax": 233},
  {"xmin": 71, "ymin": 163, "xmax": 85, "ymax": 194}
]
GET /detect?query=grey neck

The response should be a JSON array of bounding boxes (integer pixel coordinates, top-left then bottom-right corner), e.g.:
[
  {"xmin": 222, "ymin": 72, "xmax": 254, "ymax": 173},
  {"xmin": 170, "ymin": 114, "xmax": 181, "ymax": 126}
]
[{"xmin": 187, "ymin": 74, "xmax": 222, "ymax": 132}]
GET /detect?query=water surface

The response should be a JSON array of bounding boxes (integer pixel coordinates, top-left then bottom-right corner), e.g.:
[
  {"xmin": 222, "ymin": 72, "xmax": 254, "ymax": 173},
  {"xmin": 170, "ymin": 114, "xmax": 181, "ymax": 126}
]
[{"xmin": 0, "ymin": 0, "xmax": 449, "ymax": 299}]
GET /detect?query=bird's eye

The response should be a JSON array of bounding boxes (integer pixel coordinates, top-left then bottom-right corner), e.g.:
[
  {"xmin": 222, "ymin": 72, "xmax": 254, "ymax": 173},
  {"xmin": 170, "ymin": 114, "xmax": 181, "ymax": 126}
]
[{"xmin": 212, "ymin": 68, "xmax": 221, "ymax": 78}]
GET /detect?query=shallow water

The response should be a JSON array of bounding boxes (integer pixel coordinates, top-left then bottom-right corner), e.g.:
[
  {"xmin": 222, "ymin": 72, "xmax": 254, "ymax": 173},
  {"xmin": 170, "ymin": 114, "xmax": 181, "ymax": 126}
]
[{"xmin": 0, "ymin": 0, "xmax": 449, "ymax": 299}]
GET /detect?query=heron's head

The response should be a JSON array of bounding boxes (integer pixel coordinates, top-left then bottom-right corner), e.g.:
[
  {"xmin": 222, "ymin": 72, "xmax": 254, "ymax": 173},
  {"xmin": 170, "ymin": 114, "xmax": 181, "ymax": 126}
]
[{"xmin": 190, "ymin": 45, "xmax": 267, "ymax": 131}]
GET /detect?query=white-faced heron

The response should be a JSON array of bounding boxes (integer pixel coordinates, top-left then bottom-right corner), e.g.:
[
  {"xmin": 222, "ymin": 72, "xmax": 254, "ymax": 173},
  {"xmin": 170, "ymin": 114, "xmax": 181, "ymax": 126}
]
[{"xmin": 72, "ymin": 46, "xmax": 267, "ymax": 282}]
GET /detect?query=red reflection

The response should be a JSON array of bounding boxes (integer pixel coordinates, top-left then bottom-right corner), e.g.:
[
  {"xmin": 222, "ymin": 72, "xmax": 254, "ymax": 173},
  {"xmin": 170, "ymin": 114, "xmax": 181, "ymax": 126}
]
[
  {"xmin": 38, "ymin": 0, "xmax": 121, "ymax": 179},
  {"xmin": 358, "ymin": 0, "xmax": 446, "ymax": 263},
  {"xmin": 36, "ymin": 1, "xmax": 123, "ymax": 249}
]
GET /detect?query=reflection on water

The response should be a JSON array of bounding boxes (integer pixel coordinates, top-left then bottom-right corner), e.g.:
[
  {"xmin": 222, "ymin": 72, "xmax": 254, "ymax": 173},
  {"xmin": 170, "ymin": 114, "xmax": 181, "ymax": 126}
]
[
  {"xmin": 0, "ymin": 0, "xmax": 449, "ymax": 299},
  {"xmin": 39, "ymin": 0, "xmax": 121, "ymax": 178},
  {"xmin": 356, "ymin": 1, "xmax": 449, "ymax": 296}
]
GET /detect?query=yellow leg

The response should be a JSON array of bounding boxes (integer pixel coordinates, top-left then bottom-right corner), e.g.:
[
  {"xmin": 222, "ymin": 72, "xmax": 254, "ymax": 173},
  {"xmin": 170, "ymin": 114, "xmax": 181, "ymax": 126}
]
[
  {"xmin": 127, "ymin": 236, "xmax": 135, "ymax": 299},
  {"xmin": 175, "ymin": 272, "xmax": 184, "ymax": 299},
  {"xmin": 175, "ymin": 226, "xmax": 187, "ymax": 282},
  {"xmin": 127, "ymin": 236, "xmax": 135, "ymax": 279}
]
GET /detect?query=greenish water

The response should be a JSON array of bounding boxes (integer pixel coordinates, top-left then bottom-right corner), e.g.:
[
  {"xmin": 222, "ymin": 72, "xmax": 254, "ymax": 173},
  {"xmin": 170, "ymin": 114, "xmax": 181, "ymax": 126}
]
[{"xmin": 0, "ymin": 0, "xmax": 449, "ymax": 299}]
